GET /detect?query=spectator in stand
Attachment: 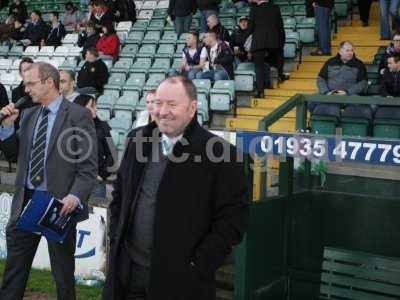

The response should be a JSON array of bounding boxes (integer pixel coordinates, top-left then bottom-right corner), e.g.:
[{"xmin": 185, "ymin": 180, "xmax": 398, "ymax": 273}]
[
  {"xmin": 207, "ymin": 14, "xmax": 231, "ymax": 44},
  {"xmin": 380, "ymin": 0, "xmax": 400, "ymax": 40},
  {"xmin": 62, "ymin": 2, "xmax": 84, "ymax": 32},
  {"xmin": 74, "ymin": 93, "xmax": 115, "ymax": 197},
  {"xmin": 96, "ymin": 22, "xmax": 120, "ymax": 61},
  {"xmin": 379, "ymin": 54, "xmax": 400, "ymax": 97},
  {"xmin": 378, "ymin": 33, "xmax": 400, "ymax": 75},
  {"xmin": 0, "ymin": 14, "xmax": 15, "ymax": 44},
  {"xmin": 42, "ymin": 11, "xmax": 66, "ymax": 47},
  {"xmin": 22, "ymin": 10, "xmax": 49, "ymax": 46},
  {"xmin": 9, "ymin": 16, "xmax": 25, "ymax": 44},
  {"xmin": 168, "ymin": 0, "xmax": 196, "ymax": 37},
  {"xmin": 310, "ymin": 0, "xmax": 333, "ymax": 56},
  {"xmin": 60, "ymin": 70, "xmax": 80, "ymax": 102},
  {"xmin": 91, "ymin": 0, "xmax": 115, "ymax": 32},
  {"xmin": 0, "ymin": 82, "xmax": 8, "ymax": 109},
  {"xmin": 134, "ymin": 90, "xmax": 156, "ymax": 128},
  {"xmin": 358, "ymin": 0, "xmax": 372, "ymax": 27},
  {"xmin": 78, "ymin": 21, "xmax": 100, "ymax": 58},
  {"xmin": 249, "ymin": 0, "xmax": 286, "ymax": 97},
  {"xmin": 9, "ymin": 0, "xmax": 27, "ymax": 23},
  {"xmin": 77, "ymin": 47, "xmax": 109, "ymax": 93},
  {"xmin": 232, "ymin": 0, "xmax": 248, "ymax": 9},
  {"xmin": 196, "ymin": 0, "xmax": 221, "ymax": 33},
  {"xmin": 316, "ymin": 41, "xmax": 367, "ymax": 97},
  {"xmin": 11, "ymin": 57, "xmax": 38, "ymax": 130},
  {"xmin": 168, "ymin": 30, "xmax": 207, "ymax": 79},
  {"xmin": 196, "ymin": 29, "xmax": 234, "ymax": 80},
  {"xmin": 109, "ymin": 0, "xmax": 137, "ymax": 23},
  {"xmin": 231, "ymin": 16, "xmax": 251, "ymax": 62}
]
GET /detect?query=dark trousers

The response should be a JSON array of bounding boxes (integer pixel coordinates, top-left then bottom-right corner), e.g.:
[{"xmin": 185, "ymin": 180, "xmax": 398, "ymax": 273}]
[
  {"xmin": 358, "ymin": 0, "xmax": 372, "ymax": 23},
  {"xmin": 0, "ymin": 190, "xmax": 77, "ymax": 300},
  {"xmin": 253, "ymin": 48, "xmax": 283, "ymax": 93}
]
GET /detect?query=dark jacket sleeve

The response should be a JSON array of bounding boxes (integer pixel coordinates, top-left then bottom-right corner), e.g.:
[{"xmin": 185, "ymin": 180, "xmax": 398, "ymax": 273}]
[
  {"xmin": 97, "ymin": 61, "xmax": 110, "ymax": 92},
  {"xmin": 0, "ymin": 83, "xmax": 9, "ymax": 108},
  {"xmin": 317, "ymin": 60, "xmax": 330, "ymax": 94},
  {"xmin": 214, "ymin": 44, "xmax": 234, "ymax": 65},
  {"xmin": 192, "ymin": 146, "xmax": 250, "ymax": 276},
  {"xmin": 99, "ymin": 121, "xmax": 116, "ymax": 180},
  {"xmin": 347, "ymin": 60, "xmax": 368, "ymax": 95},
  {"xmin": 168, "ymin": 0, "xmax": 175, "ymax": 16}
]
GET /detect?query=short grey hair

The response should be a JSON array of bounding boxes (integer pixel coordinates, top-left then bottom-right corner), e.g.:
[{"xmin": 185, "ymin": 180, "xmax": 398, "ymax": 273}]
[
  {"xmin": 160, "ymin": 76, "xmax": 197, "ymax": 102},
  {"xmin": 60, "ymin": 69, "xmax": 75, "ymax": 82},
  {"xmin": 26, "ymin": 62, "xmax": 60, "ymax": 90}
]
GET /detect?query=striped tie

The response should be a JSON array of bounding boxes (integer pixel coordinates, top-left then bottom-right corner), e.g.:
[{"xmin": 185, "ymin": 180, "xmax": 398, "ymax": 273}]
[{"xmin": 29, "ymin": 107, "xmax": 50, "ymax": 188}]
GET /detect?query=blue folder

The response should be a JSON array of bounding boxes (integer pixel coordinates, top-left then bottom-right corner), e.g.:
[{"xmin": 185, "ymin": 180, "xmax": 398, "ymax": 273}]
[{"xmin": 16, "ymin": 190, "xmax": 79, "ymax": 243}]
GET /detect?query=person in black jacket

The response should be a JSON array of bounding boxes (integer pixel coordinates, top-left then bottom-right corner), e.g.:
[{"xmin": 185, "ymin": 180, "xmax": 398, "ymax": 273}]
[
  {"xmin": 91, "ymin": 0, "xmax": 115, "ymax": 32},
  {"xmin": 74, "ymin": 94, "xmax": 115, "ymax": 198},
  {"xmin": 168, "ymin": 0, "xmax": 196, "ymax": 36},
  {"xmin": 207, "ymin": 14, "xmax": 232, "ymax": 44},
  {"xmin": 8, "ymin": 0, "xmax": 27, "ymax": 23},
  {"xmin": 231, "ymin": 16, "xmax": 251, "ymax": 62},
  {"xmin": 23, "ymin": 10, "xmax": 49, "ymax": 46},
  {"xmin": 109, "ymin": 0, "xmax": 137, "ymax": 23},
  {"xmin": 77, "ymin": 47, "xmax": 110, "ymax": 93},
  {"xmin": 78, "ymin": 21, "xmax": 100, "ymax": 58},
  {"xmin": 9, "ymin": 17, "xmax": 25, "ymax": 44},
  {"xmin": 197, "ymin": 29, "xmax": 234, "ymax": 80},
  {"xmin": 379, "ymin": 54, "xmax": 400, "ymax": 97},
  {"xmin": 42, "ymin": 11, "xmax": 66, "ymax": 47},
  {"xmin": 378, "ymin": 33, "xmax": 400, "ymax": 75},
  {"xmin": 0, "ymin": 83, "xmax": 9, "ymax": 109},
  {"xmin": 358, "ymin": 0, "xmax": 372, "ymax": 27},
  {"xmin": 310, "ymin": 0, "xmax": 333, "ymax": 56},
  {"xmin": 196, "ymin": 0, "xmax": 220, "ymax": 32},
  {"xmin": 249, "ymin": 0, "xmax": 286, "ymax": 97}
]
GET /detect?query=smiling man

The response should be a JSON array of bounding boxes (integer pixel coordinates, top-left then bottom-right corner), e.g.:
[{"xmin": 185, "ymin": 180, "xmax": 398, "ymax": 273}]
[{"xmin": 103, "ymin": 76, "xmax": 250, "ymax": 300}]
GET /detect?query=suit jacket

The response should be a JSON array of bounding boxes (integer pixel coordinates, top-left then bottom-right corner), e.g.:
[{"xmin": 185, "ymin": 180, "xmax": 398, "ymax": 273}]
[
  {"xmin": 0, "ymin": 98, "xmax": 98, "ymax": 224},
  {"xmin": 103, "ymin": 118, "xmax": 250, "ymax": 300},
  {"xmin": 249, "ymin": 1, "xmax": 285, "ymax": 51}
]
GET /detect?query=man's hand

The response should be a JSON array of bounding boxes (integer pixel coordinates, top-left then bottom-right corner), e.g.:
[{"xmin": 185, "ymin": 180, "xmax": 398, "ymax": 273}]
[
  {"xmin": 312, "ymin": 2, "xmax": 318, "ymax": 8},
  {"xmin": 60, "ymin": 195, "xmax": 79, "ymax": 216},
  {"xmin": 0, "ymin": 103, "xmax": 19, "ymax": 126},
  {"xmin": 336, "ymin": 90, "xmax": 347, "ymax": 96}
]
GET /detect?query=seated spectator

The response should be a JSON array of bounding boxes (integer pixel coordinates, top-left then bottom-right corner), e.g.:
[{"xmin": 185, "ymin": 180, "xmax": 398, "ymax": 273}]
[
  {"xmin": 74, "ymin": 93, "xmax": 115, "ymax": 197},
  {"xmin": 231, "ymin": 16, "xmax": 251, "ymax": 62},
  {"xmin": 22, "ymin": 10, "xmax": 49, "ymax": 46},
  {"xmin": 196, "ymin": 29, "xmax": 234, "ymax": 80},
  {"xmin": 168, "ymin": 31, "xmax": 206, "ymax": 79},
  {"xmin": 77, "ymin": 47, "xmax": 109, "ymax": 93},
  {"xmin": 0, "ymin": 81, "xmax": 8, "ymax": 109},
  {"xmin": 379, "ymin": 54, "xmax": 400, "ymax": 97},
  {"xmin": 9, "ymin": 16, "xmax": 25, "ymax": 44},
  {"xmin": 62, "ymin": 2, "xmax": 84, "ymax": 32},
  {"xmin": 0, "ymin": 14, "xmax": 16, "ymax": 44},
  {"xmin": 96, "ymin": 22, "xmax": 120, "ymax": 60},
  {"xmin": 11, "ymin": 57, "xmax": 38, "ymax": 130},
  {"xmin": 60, "ymin": 70, "xmax": 80, "ymax": 102},
  {"xmin": 311, "ymin": 41, "xmax": 368, "ymax": 113},
  {"xmin": 317, "ymin": 41, "xmax": 367, "ymax": 96},
  {"xmin": 90, "ymin": 0, "xmax": 115, "ymax": 32},
  {"xmin": 135, "ymin": 90, "xmax": 156, "ymax": 128},
  {"xmin": 42, "ymin": 11, "xmax": 66, "ymax": 47},
  {"xmin": 9, "ymin": 0, "xmax": 27, "ymax": 23},
  {"xmin": 207, "ymin": 14, "xmax": 232, "ymax": 44},
  {"xmin": 78, "ymin": 21, "xmax": 100, "ymax": 58},
  {"xmin": 378, "ymin": 33, "xmax": 400, "ymax": 75}
]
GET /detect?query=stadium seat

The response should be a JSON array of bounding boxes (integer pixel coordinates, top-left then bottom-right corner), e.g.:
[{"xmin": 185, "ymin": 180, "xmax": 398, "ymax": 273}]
[
  {"xmin": 174, "ymin": 44, "xmax": 185, "ymax": 58},
  {"xmin": 334, "ymin": 0, "xmax": 349, "ymax": 18},
  {"xmin": 104, "ymin": 73, "xmax": 127, "ymax": 91},
  {"xmin": 125, "ymin": 31, "xmax": 145, "ymax": 45},
  {"xmin": 62, "ymin": 33, "xmax": 79, "ymax": 45},
  {"xmin": 280, "ymin": 5, "xmax": 294, "ymax": 17},
  {"xmin": 136, "ymin": 44, "xmax": 157, "ymax": 58},
  {"xmin": 156, "ymin": 1, "xmax": 169, "ymax": 9},
  {"xmin": 283, "ymin": 17, "xmax": 297, "ymax": 31},
  {"xmin": 341, "ymin": 105, "xmax": 372, "ymax": 137},
  {"xmin": 209, "ymin": 80, "xmax": 235, "ymax": 111},
  {"xmin": 120, "ymin": 44, "xmax": 139, "ymax": 58},
  {"xmin": 0, "ymin": 73, "xmax": 17, "ymax": 86},
  {"xmin": 113, "ymin": 95, "xmax": 139, "ymax": 125},
  {"xmin": 234, "ymin": 62, "xmax": 255, "ymax": 92},
  {"xmin": 192, "ymin": 79, "xmax": 212, "ymax": 96},
  {"xmin": 130, "ymin": 58, "xmax": 152, "ymax": 73},
  {"xmin": 373, "ymin": 107, "xmax": 400, "ymax": 138},
  {"xmin": 219, "ymin": 7, "xmax": 236, "ymax": 18},
  {"xmin": 123, "ymin": 73, "xmax": 147, "ymax": 99},
  {"xmin": 0, "ymin": 58, "xmax": 12, "ymax": 72},
  {"xmin": 116, "ymin": 32, "xmax": 127, "ymax": 45},
  {"xmin": 143, "ymin": 73, "xmax": 165, "ymax": 91},
  {"xmin": 160, "ymin": 31, "xmax": 178, "ymax": 44},
  {"xmin": 67, "ymin": 46, "xmax": 83, "ymax": 58},
  {"xmin": 197, "ymin": 93, "xmax": 209, "ymax": 124},
  {"xmin": 38, "ymin": 46, "xmax": 55, "ymax": 58},
  {"xmin": 131, "ymin": 20, "xmax": 149, "ymax": 31},
  {"xmin": 284, "ymin": 31, "xmax": 300, "ymax": 59},
  {"xmin": 142, "ymin": 31, "xmax": 161, "ymax": 44},
  {"xmin": 103, "ymin": 89, "xmax": 121, "ymax": 98},
  {"xmin": 310, "ymin": 104, "xmax": 340, "ymax": 135},
  {"xmin": 293, "ymin": 5, "xmax": 306, "ymax": 17},
  {"xmin": 155, "ymin": 44, "xmax": 175, "ymax": 59},
  {"xmin": 152, "ymin": 8, "xmax": 168, "ymax": 19},
  {"xmin": 171, "ymin": 58, "xmax": 182, "ymax": 69},
  {"xmin": 111, "ymin": 58, "xmax": 134, "ymax": 75},
  {"xmin": 297, "ymin": 17, "xmax": 316, "ymax": 43},
  {"xmin": 220, "ymin": 18, "xmax": 236, "ymax": 30},
  {"xmin": 8, "ymin": 45, "xmax": 23, "ymax": 58},
  {"xmin": 116, "ymin": 21, "xmax": 133, "ymax": 32},
  {"xmin": 23, "ymin": 46, "xmax": 39, "ymax": 58},
  {"xmin": 149, "ymin": 58, "xmax": 171, "ymax": 74},
  {"xmin": 9, "ymin": 58, "xmax": 21, "ymax": 71},
  {"xmin": 237, "ymin": 6, "xmax": 250, "ymax": 16},
  {"xmin": 141, "ymin": 1, "xmax": 157, "ymax": 10},
  {"xmin": 54, "ymin": 46, "xmax": 70, "ymax": 57},
  {"xmin": 0, "ymin": 45, "xmax": 9, "ymax": 57}
]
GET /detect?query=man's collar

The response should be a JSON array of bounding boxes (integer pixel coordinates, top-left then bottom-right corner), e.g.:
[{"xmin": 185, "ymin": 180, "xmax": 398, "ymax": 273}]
[
  {"xmin": 44, "ymin": 94, "xmax": 63, "ymax": 114},
  {"xmin": 161, "ymin": 133, "xmax": 183, "ymax": 146}
]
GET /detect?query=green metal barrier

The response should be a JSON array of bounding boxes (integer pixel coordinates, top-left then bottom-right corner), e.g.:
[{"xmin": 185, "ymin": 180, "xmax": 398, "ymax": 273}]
[{"xmin": 235, "ymin": 94, "xmax": 400, "ymax": 300}]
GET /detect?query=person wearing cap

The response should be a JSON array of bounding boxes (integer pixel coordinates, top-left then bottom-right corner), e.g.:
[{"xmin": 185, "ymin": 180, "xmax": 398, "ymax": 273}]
[
  {"xmin": 231, "ymin": 16, "xmax": 251, "ymax": 62},
  {"xmin": 74, "ymin": 93, "xmax": 115, "ymax": 198},
  {"xmin": 77, "ymin": 47, "xmax": 109, "ymax": 93},
  {"xmin": 59, "ymin": 70, "xmax": 80, "ymax": 102}
]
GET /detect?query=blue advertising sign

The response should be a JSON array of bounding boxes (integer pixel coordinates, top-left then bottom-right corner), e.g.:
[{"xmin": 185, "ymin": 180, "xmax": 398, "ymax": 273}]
[{"xmin": 236, "ymin": 131, "xmax": 400, "ymax": 166}]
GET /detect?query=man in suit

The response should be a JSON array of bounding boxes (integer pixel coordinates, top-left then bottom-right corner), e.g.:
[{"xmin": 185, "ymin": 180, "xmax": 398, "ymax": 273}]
[
  {"xmin": 102, "ymin": 76, "xmax": 250, "ymax": 300},
  {"xmin": 0, "ymin": 62, "xmax": 98, "ymax": 300},
  {"xmin": 249, "ymin": 0, "xmax": 286, "ymax": 97}
]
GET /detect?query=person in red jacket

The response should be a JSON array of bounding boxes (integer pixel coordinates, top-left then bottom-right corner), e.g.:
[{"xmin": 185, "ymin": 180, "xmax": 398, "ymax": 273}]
[{"xmin": 96, "ymin": 22, "xmax": 120, "ymax": 61}]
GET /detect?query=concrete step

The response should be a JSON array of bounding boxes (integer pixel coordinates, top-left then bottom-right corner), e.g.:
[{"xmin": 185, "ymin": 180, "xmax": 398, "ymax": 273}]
[
  {"xmin": 226, "ymin": 116, "xmax": 295, "ymax": 132},
  {"xmin": 332, "ymin": 39, "xmax": 386, "ymax": 47},
  {"xmin": 265, "ymin": 89, "xmax": 314, "ymax": 97},
  {"xmin": 290, "ymin": 72, "xmax": 318, "ymax": 79},
  {"xmin": 278, "ymin": 79, "xmax": 317, "ymax": 90},
  {"xmin": 251, "ymin": 98, "xmax": 287, "ymax": 108}
]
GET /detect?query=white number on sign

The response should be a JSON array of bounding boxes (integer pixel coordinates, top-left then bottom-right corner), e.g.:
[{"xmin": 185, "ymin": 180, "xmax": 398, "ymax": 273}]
[
  {"xmin": 313, "ymin": 139, "xmax": 326, "ymax": 158},
  {"xmin": 393, "ymin": 145, "xmax": 400, "ymax": 164},
  {"xmin": 260, "ymin": 136, "xmax": 273, "ymax": 153},
  {"xmin": 378, "ymin": 144, "xmax": 392, "ymax": 162},
  {"xmin": 274, "ymin": 136, "xmax": 284, "ymax": 154},
  {"xmin": 348, "ymin": 141, "xmax": 362, "ymax": 160},
  {"xmin": 299, "ymin": 138, "xmax": 312, "ymax": 156},
  {"xmin": 286, "ymin": 137, "xmax": 299, "ymax": 155},
  {"xmin": 363, "ymin": 143, "xmax": 376, "ymax": 161},
  {"xmin": 333, "ymin": 141, "xmax": 347, "ymax": 159}
]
